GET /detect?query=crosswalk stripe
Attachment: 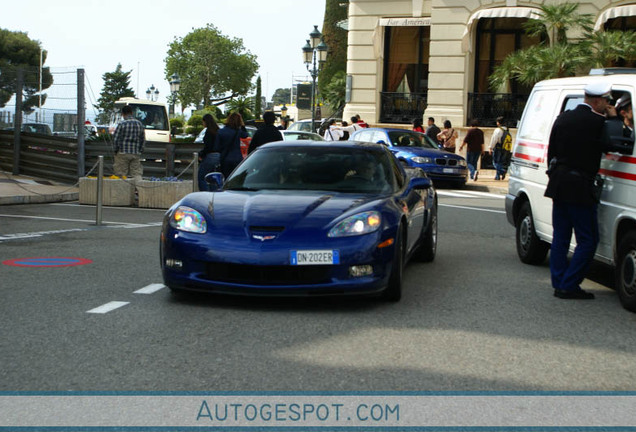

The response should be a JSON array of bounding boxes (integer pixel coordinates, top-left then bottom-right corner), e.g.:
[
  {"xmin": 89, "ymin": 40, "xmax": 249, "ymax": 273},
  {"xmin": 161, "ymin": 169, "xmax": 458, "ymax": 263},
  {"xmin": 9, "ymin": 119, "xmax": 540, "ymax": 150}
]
[
  {"xmin": 86, "ymin": 301, "xmax": 129, "ymax": 314},
  {"xmin": 134, "ymin": 284, "xmax": 166, "ymax": 294}
]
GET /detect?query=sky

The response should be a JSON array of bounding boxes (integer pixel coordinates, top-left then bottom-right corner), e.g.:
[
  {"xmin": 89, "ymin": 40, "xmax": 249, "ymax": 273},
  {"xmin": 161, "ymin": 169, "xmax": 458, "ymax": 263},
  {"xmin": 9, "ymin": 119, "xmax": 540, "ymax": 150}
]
[{"xmin": 1, "ymin": 0, "xmax": 327, "ymax": 119}]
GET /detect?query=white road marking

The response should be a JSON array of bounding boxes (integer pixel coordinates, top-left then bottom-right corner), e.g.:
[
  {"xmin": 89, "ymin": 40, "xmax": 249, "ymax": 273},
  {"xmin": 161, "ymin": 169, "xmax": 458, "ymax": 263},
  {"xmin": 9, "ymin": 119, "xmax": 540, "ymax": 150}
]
[
  {"xmin": 0, "ymin": 213, "xmax": 149, "ymax": 225},
  {"xmin": 51, "ymin": 203, "xmax": 167, "ymax": 212},
  {"xmin": 440, "ymin": 203, "xmax": 506, "ymax": 214},
  {"xmin": 134, "ymin": 284, "xmax": 166, "ymax": 294},
  {"xmin": 437, "ymin": 190, "xmax": 505, "ymax": 199},
  {"xmin": 86, "ymin": 301, "xmax": 129, "ymax": 314}
]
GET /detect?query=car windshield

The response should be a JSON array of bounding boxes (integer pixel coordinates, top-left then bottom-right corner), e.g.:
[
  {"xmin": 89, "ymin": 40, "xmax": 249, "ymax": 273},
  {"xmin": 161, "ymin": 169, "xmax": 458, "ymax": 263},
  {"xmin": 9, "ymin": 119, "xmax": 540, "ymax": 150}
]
[
  {"xmin": 388, "ymin": 131, "xmax": 438, "ymax": 149},
  {"xmin": 224, "ymin": 146, "xmax": 397, "ymax": 194},
  {"xmin": 130, "ymin": 104, "xmax": 169, "ymax": 131}
]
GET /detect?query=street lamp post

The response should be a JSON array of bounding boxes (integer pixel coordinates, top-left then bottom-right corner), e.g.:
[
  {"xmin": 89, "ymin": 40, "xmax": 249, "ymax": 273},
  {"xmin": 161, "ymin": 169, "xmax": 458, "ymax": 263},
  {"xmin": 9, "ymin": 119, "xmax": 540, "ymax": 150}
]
[
  {"xmin": 302, "ymin": 25, "xmax": 328, "ymax": 133},
  {"xmin": 169, "ymin": 73, "xmax": 181, "ymax": 116},
  {"xmin": 146, "ymin": 84, "xmax": 159, "ymax": 102}
]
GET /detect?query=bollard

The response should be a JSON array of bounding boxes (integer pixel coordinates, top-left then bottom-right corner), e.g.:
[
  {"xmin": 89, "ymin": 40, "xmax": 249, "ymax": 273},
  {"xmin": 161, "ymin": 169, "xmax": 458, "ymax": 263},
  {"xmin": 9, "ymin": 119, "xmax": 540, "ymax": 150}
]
[
  {"xmin": 193, "ymin": 152, "xmax": 199, "ymax": 192},
  {"xmin": 96, "ymin": 156, "xmax": 104, "ymax": 226}
]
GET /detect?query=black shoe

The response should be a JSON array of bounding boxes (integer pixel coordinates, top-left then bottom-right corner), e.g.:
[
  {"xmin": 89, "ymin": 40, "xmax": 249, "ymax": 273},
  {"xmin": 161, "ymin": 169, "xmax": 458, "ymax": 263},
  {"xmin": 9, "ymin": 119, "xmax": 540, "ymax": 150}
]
[
  {"xmin": 501, "ymin": 173, "xmax": 506, "ymax": 180},
  {"xmin": 554, "ymin": 289, "xmax": 595, "ymax": 300}
]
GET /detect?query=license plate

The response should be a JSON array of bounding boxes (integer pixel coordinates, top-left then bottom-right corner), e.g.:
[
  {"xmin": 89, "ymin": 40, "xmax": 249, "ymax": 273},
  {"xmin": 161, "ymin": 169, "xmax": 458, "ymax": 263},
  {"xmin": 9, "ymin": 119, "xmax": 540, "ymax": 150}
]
[
  {"xmin": 290, "ymin": 250, "xmax": 340, "ymax": 265},
  {"xmin": 443, "ymin": 168, "xmax": 456, "ymax": 174}
]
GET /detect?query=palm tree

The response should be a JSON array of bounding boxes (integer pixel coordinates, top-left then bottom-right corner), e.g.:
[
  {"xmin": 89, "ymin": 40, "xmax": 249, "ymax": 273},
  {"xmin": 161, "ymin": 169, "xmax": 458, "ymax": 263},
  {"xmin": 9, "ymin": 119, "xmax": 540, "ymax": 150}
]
[
  {"xmin": 490, "ymin": 2, "xmax": 636, "ymax": 91},
  {"xmin": 225, "ymin": 97, "xmax": 255, "ymax": 120}
]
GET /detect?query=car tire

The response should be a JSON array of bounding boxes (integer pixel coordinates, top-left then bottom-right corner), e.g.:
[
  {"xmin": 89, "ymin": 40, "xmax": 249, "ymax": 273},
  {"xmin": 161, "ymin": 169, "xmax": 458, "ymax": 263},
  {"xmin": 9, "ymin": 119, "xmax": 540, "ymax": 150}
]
[
  {"xmin": 414, "ymin": 199, "xmax": 437, "ymax": 262},
  {"xmin": 516, "ymin": 201, "xmax": 549, "ymax": 265},
  {"xmin": 615, "ymin": 232, "xmax": 636, "ymax": 312},
  {"xmin": 382, "ymin": 227, "xmax": 404, "ymax": 302}
]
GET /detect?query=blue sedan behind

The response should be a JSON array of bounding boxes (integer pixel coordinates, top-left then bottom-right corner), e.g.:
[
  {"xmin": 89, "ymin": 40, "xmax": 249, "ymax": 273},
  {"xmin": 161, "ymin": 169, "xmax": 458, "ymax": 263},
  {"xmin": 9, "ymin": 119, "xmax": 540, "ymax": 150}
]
[
  {"xmin": 160, "ymin": 142, "xmax": 438, "ymax": 301},
  {"xmin": 351, "ymin": 128, "xmax": 468, "ymax": 187}
]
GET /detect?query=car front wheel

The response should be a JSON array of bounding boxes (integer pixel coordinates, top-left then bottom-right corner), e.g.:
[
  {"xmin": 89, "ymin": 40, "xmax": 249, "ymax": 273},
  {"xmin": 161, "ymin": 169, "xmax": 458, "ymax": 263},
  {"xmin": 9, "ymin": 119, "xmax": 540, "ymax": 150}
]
[
  {"xmin": 616, "ymin": 232, "xmax": 636, "ymax": 312},
  {"xmin": 382, "ymin": 227, "xmax": 404, "ymax": 302},
  {"xmin": 516, "ymin": 201, "xmax": 549, "ymax": 265},
  {"xmin": 414, "ymin": 199, "xmax": 437, "ymax": 262}
]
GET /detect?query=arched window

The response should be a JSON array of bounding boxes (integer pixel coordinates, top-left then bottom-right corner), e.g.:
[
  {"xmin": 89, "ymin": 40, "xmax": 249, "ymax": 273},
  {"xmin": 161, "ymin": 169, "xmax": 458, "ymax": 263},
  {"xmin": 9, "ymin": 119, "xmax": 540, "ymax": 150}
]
[{"xmin": 474, "ymin": 17, "xmax": 542, "ymax": 95}]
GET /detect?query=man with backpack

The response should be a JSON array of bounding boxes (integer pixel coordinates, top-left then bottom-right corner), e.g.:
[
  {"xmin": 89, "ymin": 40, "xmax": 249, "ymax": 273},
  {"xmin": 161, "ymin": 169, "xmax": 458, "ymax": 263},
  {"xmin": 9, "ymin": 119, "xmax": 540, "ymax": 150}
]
[{"xmin": 489, "ymin": 116, "xmax": 512, "ymax": 180}]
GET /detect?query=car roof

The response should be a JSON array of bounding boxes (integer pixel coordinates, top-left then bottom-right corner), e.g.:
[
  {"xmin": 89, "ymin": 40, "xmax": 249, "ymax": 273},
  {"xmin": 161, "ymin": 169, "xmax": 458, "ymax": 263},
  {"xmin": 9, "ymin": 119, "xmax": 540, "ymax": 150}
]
[{"xmin": 260, "ymin": 140, "xmax": 386, "ymax": 151}]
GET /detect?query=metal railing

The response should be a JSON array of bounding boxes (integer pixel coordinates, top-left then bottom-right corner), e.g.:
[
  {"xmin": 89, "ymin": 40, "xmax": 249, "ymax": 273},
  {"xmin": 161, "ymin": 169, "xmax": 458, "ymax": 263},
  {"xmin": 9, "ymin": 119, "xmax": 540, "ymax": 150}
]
[
  {"xmin": 467, "ymin": 93, "xmax": 529, "ymax": 127},
  {"xmin": 379, "ymin": 92, "xmax": 428, "ymax": 124}
]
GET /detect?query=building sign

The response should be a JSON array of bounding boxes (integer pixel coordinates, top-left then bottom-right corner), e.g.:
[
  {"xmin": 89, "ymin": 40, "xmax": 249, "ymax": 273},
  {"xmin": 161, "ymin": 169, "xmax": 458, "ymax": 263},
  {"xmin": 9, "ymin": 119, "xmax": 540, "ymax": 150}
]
[
  {"xmin": 378, "ymin": 17, "xmax": 431, "ymax": 26},
  {"xmin": 296, "ymin": 84, "xmax": 312, "ymax": 110}
]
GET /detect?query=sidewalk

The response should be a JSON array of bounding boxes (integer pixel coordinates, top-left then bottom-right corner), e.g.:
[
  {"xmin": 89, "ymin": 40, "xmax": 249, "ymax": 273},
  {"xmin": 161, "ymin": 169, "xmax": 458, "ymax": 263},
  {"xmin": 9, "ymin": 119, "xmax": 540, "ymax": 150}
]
[
  {"xmin": 0, "ymin": 169, "xmax": 508, "ymax": 206},
  {"xmin": 0, "ymin": 171, "xmax": 79, "ymax": 205}
]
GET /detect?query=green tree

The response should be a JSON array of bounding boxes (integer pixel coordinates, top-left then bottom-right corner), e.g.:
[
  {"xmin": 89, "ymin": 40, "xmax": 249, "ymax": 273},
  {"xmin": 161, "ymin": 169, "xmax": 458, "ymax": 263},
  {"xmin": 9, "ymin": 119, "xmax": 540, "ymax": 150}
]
[
  {"xmin": 321, "ymin": 70, "xmax": 347, "ymax": 113},
  {"xmin": 0, "ymin": 28, "xmax": 53, "ymax": 114},
  {"xmin": 165, "ymin": 24, "xmax": 258, "ymax": 109},
  {"xmin": 490, "ymin": 3, "xmax": 636, "ymax": 91},
  {"xmin": 318, "ymin": 0, "xmax": 348, "ymax": 100},
  {"xmin": 271, "ymin": 88, "xmax": 291, "ymax": 105},
  {"xmin": 94, "ymin": 63, "xmax": 135, "ymax": 124},
  {"xmin": 254, "ymin": 76, "xmax": 262, "ymax": 118}
]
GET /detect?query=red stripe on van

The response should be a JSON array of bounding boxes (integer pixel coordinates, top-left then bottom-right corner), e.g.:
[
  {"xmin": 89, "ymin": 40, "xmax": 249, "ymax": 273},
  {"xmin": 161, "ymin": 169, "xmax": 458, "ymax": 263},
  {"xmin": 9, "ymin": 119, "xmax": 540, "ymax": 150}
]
[
  {"xmin": 517, "ymin": 141, "xmax": 547, "ymax": 149},
  {"xmin": 599, "ymin": 168, "xmax": 636, "ymax": 181},
  {"xmin": 603, "ymin": 155, "xmax": 636, "ymax": 164},
  {"xmin": 514, "ymin": 152, "xmax": 544, "ymax": 163}
]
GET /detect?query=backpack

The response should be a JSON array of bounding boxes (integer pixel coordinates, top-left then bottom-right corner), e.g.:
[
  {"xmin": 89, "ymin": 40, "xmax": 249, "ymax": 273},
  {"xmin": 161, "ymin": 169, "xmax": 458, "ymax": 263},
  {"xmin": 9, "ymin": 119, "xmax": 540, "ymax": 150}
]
[{"xmin": 500, "ymin": 128, "xmax": 512, "ymax": 152}]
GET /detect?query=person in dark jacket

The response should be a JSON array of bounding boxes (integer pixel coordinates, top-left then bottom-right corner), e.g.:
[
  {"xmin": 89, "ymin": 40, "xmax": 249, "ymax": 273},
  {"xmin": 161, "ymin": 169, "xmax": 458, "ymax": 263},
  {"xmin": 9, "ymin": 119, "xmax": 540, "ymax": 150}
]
[
  {"xmin": 197, "ymin": 114, "xmax": 220, "ymax": 191},
  {"xmin": 544, "ymin": 82, "xmax": 616, "ymax": 300},
  {"xmin": 248, "ymin": 111, "xmax": 283, "ymax": 154},
  {"xmin": 216, "ymin": 112, "xmax": 248, "ymax": 178}
]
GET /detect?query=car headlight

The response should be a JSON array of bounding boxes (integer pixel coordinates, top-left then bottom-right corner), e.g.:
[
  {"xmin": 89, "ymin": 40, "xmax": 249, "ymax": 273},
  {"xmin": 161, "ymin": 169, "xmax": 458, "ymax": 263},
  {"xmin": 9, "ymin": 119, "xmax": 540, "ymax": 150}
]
[
  {"xmin": 411, "ymin": 156, "xmax": 432, "ymax": 164},
  {"xmin": 458, "ymin": 159, "xmax": 467, "ymax": 167},
  {"xmin": 170, "ymin": 206, "xmax": 207, "ymax": 233},
  {"xmin": 328, "ymin": 211, "xmax": 382, "ymax": 237}
]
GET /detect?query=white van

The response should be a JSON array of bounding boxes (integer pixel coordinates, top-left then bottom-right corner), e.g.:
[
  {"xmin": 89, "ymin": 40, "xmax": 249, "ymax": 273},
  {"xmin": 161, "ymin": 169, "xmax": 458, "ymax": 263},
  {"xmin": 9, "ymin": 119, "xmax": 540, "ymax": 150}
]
[
  {"xmin": 112, "ymin": 97, "xmax": 171, "ymax": 143},
  {"xmin": 505, "ymin": 70, "xmax": 636, "ymax": 312}
]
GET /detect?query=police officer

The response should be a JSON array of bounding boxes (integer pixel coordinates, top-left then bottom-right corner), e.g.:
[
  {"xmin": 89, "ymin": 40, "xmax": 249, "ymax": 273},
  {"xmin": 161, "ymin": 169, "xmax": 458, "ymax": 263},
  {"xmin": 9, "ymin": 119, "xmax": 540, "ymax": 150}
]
[{"xmin": 544, "ymin": 82, "xmax": 616, "ymax": 300}]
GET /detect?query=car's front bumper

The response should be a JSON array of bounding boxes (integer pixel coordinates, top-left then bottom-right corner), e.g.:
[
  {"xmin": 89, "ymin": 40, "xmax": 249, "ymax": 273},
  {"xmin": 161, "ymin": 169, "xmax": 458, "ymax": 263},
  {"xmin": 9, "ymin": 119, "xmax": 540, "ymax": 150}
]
[{"xmin": 160, "ymin": 228, "xmax": 396, "ymax": 297}]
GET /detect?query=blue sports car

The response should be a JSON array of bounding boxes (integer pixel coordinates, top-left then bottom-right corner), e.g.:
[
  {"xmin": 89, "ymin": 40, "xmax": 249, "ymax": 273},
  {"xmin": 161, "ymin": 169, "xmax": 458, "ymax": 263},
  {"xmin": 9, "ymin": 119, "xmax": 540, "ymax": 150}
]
[
  {"xmin": 350, "ymin": 128, "xmax": 468, "ymax": 187},
  {"xmin": 160, "ymin": 141, "xmax": 437, "ymax": 301}
]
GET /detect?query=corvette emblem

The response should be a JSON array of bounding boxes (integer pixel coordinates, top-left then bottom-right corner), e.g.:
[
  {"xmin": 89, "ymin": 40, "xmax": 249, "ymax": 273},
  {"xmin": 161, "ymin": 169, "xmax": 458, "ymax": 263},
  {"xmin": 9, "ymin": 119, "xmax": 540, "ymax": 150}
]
[{"xmin": 252, "ymin": 234, "xmax": 276, "ymax": 241}]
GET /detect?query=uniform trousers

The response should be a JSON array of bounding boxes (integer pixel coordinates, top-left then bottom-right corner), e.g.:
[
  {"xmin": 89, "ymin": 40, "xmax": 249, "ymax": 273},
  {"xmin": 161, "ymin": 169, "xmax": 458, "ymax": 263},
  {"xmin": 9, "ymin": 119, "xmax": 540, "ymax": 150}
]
[{"xmin": 550, "ymin": 201, "xmax": 599, "ymax": 292}]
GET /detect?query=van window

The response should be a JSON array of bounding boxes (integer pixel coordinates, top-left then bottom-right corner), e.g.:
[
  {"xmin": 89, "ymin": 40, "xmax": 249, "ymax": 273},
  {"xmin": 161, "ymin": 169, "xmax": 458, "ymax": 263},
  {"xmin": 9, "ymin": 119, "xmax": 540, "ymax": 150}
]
[
  {"xmin": 518, "ymin": 89, "xmax": 561, "ymax": 142},
  {"xmin": 131, "ymin": 104, "xmax": 169, "ymax": 131},
  {"xmin": 562, "ymin": 96, "xmax": 584, "ymax": 112}
]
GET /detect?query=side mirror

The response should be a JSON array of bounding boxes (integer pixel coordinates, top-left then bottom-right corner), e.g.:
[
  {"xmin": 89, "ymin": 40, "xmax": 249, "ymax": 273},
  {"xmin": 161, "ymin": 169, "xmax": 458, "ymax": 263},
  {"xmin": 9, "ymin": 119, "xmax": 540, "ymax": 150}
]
[
  {"xmin": 408, "ymin": 176, "xmax": 432, "ymax": 190},
  {"xmin": 204, "ymin": 172, "xmax": 225, "ymax": 191},
  {"xmin": 376, "ymin": 140, "xmax": 388, "ymax": 146}
]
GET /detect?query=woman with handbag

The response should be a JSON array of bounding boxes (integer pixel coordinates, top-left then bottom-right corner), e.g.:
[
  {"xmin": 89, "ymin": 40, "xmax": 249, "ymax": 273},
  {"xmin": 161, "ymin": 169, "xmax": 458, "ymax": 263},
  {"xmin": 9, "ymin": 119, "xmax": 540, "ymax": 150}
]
[
  {"xmin": 437, "ymin": 120, "xmax": 458, "ymax": 153},
  {"xmin": 216, "ymin": 112, "xmax": 248, "ymax": 178}
]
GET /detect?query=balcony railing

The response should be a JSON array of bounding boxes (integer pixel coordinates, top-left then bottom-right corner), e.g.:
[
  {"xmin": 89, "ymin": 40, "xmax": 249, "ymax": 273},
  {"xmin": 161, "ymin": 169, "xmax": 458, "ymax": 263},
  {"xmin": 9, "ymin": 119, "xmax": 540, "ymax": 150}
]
[
  {"xmin": 380, "ymin": 92, "xmax": 427, "ymax": 124},
  {"xmin": 467, "ymin": 93, "xmax": 529, "ymax": 128}
]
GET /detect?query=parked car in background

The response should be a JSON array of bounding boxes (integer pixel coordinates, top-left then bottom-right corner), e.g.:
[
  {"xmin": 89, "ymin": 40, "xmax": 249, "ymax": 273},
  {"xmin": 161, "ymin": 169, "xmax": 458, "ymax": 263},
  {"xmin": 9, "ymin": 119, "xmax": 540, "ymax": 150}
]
[
  {"xmin": 161, "ymin": 141, "xmax": 437, "ymax": 301},
  {"xmin": 281, "ymin": 130, "xmax": 325, "ymax": 141},
  {"xmin": 21, "ymin": 122, "xmax": 52, "ymax": 135},
  {"xmin": 112, "ymin": 98, "xmax": 170, "ymax": 143},
  {"xmin": 351, "ymin": 128, "xmax": 468, "ymax": 188},
  {"xmin": 287, "ymin": 119, "xmax": 323, "ymax": 134}
]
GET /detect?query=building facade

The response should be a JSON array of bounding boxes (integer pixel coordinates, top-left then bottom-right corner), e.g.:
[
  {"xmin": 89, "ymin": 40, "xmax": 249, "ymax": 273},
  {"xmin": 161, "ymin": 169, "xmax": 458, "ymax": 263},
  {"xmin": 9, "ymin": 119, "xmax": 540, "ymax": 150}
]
[{"xmin": 343, "ymin": 0, "xmax": 636, "ymax": 129}]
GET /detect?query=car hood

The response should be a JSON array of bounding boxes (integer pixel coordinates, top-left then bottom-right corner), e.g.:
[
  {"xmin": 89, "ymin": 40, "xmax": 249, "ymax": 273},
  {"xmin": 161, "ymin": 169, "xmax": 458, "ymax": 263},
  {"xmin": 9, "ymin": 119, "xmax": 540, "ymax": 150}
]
[
  {"xmin": 185, "ymin": 190, "xmax": 383, "ymax": 234},
  {"xmin": 393, "ymin": 146, "xmax": 463, "ymax": 159}
]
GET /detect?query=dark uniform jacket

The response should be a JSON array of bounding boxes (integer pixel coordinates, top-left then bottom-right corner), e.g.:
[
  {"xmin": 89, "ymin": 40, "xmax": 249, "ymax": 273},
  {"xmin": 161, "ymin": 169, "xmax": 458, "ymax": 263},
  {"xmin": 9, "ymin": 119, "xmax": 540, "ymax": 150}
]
[
  {"xmin": 248, "ymin": 125, "xmax": 283, "ymax": 154},
  {"xmin": 544, "ymin": 104, "xmax": 606, "ymax": 205}
]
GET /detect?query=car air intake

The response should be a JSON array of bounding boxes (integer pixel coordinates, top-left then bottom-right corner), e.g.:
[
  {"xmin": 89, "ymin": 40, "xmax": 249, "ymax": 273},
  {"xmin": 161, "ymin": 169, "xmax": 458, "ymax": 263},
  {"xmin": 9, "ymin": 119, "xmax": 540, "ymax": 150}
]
[
  {"xmin": 435, "ymin": 159, "xmax": 458, "ymax": 166},
  {"xmin": 205, "ymin": 263, "xmax": 331, "ymax": 285}
]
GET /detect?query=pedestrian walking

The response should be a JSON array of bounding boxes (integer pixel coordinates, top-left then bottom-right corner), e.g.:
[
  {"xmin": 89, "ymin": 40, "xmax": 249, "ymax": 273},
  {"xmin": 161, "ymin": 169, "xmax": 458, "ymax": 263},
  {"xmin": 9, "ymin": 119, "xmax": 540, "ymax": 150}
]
[
  {"xmin": 413, "ymin": 118, "xmax": 425, "ymax": 133},
  {"xmin": 489, "ymin": 117, "xmax": 512, "ymax": 180},
  {"xmin": 113, "ymin": 105, "xmax": 145, "ymax": 181},
  {"xmin": 425, "ymin": 117, "xmax": 441, "ymax": 146},
  {"xmin": 323, "ymin": 119, "xmax": 343, "ymax": 141},
  {"xmin": 216, "ymin": 112, "xmax": 248, "ymax": 178},
  {"xmin": 459, "ymin": 119, "xmax": 484, "ymax": 181},
  {"xmin": 197, "ymin": 113, "xmax": 221, "ymax": 191},
  {"xmin": 436, "ymin": 120, "xmax": 458, "ymax": 154},
  {"xmin": 544, "ymin": 82, "xmax": 616, "ymax": 300},
  {"xmin": 248, "ymin": 111, "xmax": 283, "ymax": 154}
]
